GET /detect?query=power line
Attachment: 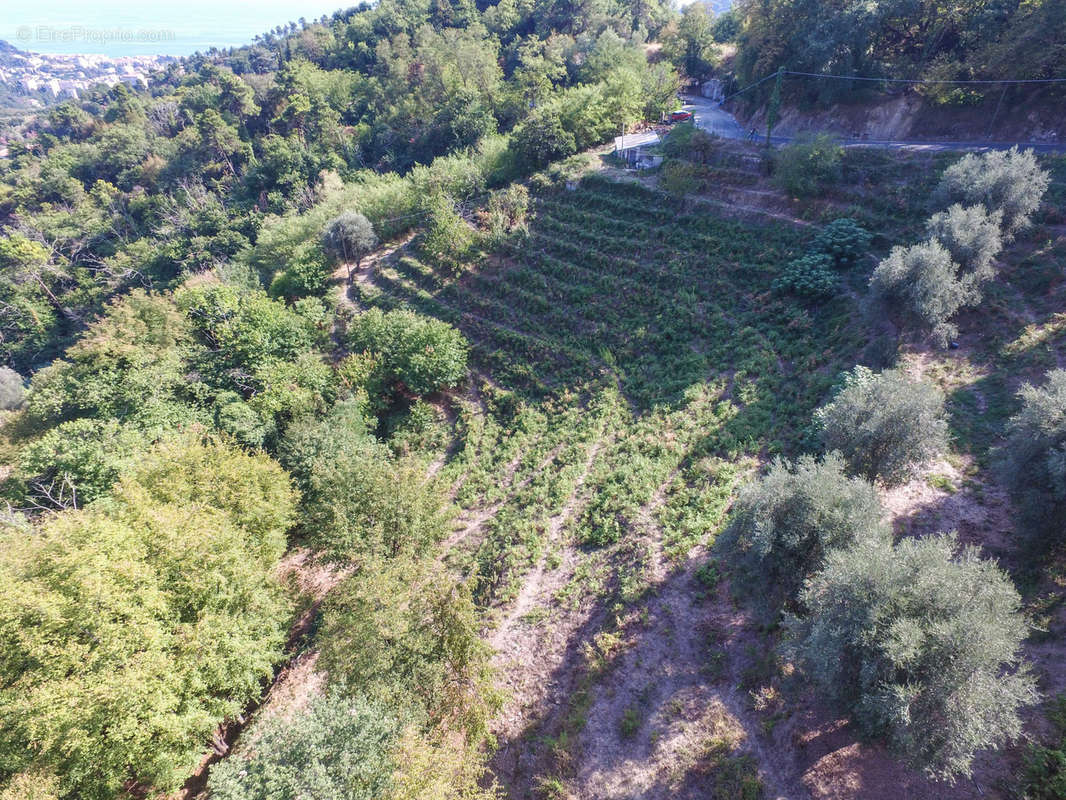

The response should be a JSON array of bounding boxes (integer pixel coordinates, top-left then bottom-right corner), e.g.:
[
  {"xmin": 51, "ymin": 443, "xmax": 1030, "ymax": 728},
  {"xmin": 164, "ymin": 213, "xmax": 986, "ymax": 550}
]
[
  {"xmin": 783, "ymin": 70, "xmax": 1066, "ymax": 86},
  {"xmin": 723, "ymin": 69, "xmax": 1066, "ymax": 105}
]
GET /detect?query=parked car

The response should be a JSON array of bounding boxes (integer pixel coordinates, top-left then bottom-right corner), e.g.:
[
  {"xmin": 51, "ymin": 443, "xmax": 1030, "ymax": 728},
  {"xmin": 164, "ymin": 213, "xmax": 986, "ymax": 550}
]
[{"xmin": 669, "ymin": 110, "xmax": 693, "ymax": 123}]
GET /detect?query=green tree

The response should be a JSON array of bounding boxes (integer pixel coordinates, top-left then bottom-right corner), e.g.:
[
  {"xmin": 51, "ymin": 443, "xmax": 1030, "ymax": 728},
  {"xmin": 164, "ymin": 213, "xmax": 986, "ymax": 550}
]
[
  {"xmin": 661, "ymin": 3, "xmax": 718, "ymax": 81},
  {"xmin": 998, "ymin": 368, "xmax": 1066, "ymax": 549},
  {"xmin": 510, "ymin": 109, "xmax": 577, "ymax": 172},
  {"xmin": 816, "ymin": 366, "xmax": 949, "ymax": 486},
  {"xmin": 717, "ymin": 452, "xmax": 888, "ymax": 612},
  {"xmin": 322, "ymin": 211, "xmax": 379, "ymax": 284},
  {"xmin": 0, "ymin": 437, "xmax": 295, "ymax": 799},
  {"xmin": 208, "ymin": 691, "xmax": 400, "ymax": 800},
  {"xmin": 25, "ymin": 290, "xmax": 194, "ymax": 426},
  {"xmin": 15, "ymin": 418, "xmax": 148, "ymax": 509},
  {"xmin": 346, "ymin": 307, "xmax": 469, "ymax": 395},
  {"xmin": 789, "ymin": 533, "xmax": 1037, "ymax": 779},
  {"xmin": 318, "ymin": 558, "xmax": 496, "ymax": 742}
]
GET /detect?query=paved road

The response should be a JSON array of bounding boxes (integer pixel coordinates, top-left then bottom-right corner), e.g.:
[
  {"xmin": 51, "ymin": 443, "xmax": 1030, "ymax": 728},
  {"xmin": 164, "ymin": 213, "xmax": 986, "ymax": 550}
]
[{"xmin": 680, "ymin": 94, "xmax": 1066, "ymax": 154}]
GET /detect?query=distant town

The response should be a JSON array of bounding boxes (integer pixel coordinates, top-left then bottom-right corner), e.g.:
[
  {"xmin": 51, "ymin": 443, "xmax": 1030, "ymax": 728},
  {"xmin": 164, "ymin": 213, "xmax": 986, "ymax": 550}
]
[{"xmin": 0, "ymin": 39, "xmax": 172, "ymax": 102}]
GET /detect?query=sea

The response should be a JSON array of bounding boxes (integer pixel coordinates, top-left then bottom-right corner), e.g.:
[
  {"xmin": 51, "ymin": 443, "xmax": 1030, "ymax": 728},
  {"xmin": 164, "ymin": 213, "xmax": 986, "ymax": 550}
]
[{"xmin": 3, "ymin": 0, "xmax": 354, "ymax": 57}]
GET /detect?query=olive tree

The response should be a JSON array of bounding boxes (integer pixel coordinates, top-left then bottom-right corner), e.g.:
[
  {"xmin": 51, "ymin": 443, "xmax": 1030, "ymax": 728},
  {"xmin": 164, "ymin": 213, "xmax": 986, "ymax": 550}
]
[
  {"xmin": 322, "ymin": 211, "xmax": 378, "ymax": 285},
  {"xmin": 935, "ymin": 147, "xmax": 1050, "ymax": 235},
  {"xmin": 926, "ymin": 203, "xmax": 1003, "ymax": 295},
  {"xmin": 789, "ymin": 533, "xmax": 1037, "ymax": 780},
  {"xmin": 998, "ymin": 368, "xmax": 1066, "ymax": 548},
  {"xmin": 717, "ymin": 452, "xmax": 888, "ymax": 612},
  {"xmin": 816, "ymin": 366, "xmax": 949, "ymax": 486},
  {"xmin": 0, "ymin": 367, "xmax": 25, "ymax": 411},
  {"xmin": 869, "ymin": 240, "xmax": 967, "ymax": 347}
]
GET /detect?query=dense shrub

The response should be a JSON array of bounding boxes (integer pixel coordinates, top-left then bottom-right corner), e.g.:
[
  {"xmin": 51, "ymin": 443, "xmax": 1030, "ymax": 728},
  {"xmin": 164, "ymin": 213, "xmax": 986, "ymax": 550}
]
[
  {"xmin": 816, "ymin": 366, "xmax": 948, "ymax": 486},
  {"xmin": 1018, "ymin": 694, "xmax": 1066, "ymax": 800},
  {"xmin": 322, "ymin": 211, "xmax": 378, "ymax": 285},
  {"xmin": 773, "ymin": 135, "xmax": 843, "ymax": 197},
  {"xmin": 0, "ymin": 368, "xmax": 25, "ymax": 411},
  {"xmin": 717, "ymin": 453, "xmax": 888, "ymax": 611},
  {"xmin": 869, "ymin": 240, "xmax": 967, "ymax": 347},
  {"xmin": 998, "ymin": 369, "xmax": 1066, "ymax": 548},
  {"xmin": 789, "ymin": 533, "xmax": 1037, "ymax": 779},
  {"xmin": 0, "ymin": 437, "xmax": 295, "ymax": 799},
  {"xmin": 659, "ymin": 160, "xmax": 701, "ymax": 196},
  {"xmin": 772, "ymin": 253, "xmax": 837, "ymax": 298},
  {"xmin": 811, "ymin": 218, "xmax": 872, "ymax": 269},
  {"xmin": 662, "ymin": 122, "xmax": 718, "ymax": 163},
  {"xmin": 303, "ymin": 439, "xmax": 448, "ymax": 562},
  {"xmin": 208, "ymin": 691, "xmax": 400, "ymax": 800},
  {"xmin": 345, "ymin": 307, "xmax": 468, "ymax": 396},
  {"xmin": 935, "ymin": 147, "xmax": 1050, "ymax": 234}
]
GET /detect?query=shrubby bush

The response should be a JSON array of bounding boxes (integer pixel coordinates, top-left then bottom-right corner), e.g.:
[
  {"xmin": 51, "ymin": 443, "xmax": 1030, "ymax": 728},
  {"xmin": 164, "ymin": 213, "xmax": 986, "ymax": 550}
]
[
  {"xmin": 935, "ymin": 147, "xmax": 1050, "ymax": 234},
  {"xmin": 772, "ymin": 253, "xmax": 837, "ymax": 298},
  {"xmin": 869, "ymin": 240, "xmax": 967, "ymax": 347},
  {"xmin": 318, "ymin": 558, "xmax": 496, "ymax": 742},
  {"xmin": 0, "ymin": 368, "xmax": 25, "ymax": 411},
  {"xmin": 998, "ymin": 369, "xmax": 1066, "ymax": 548},
  {"xmin": 816, "ymin": 366, "xmax": 948, "ymax": 486},
  {"xmin": 811, "ymin": 218, "xmax": 872, "ymax": 269},
  {"xmin": 322, "ymin": 211, "xmax": 378, "ymax": 285},
  {"xmin": 662, "ymin": 122, "xmax": 718, "ymax": 164},
  {"xmin": 345, "ymin": 307, "xmax": 468, "ymax": 396},
  {"xmin": 485, "ymin": 184, "xmax": 530, "ymax": 245},
  {"xmin": 208, "ymin": 691, "xmax": 399, "ymax": 800},
  {"xmin": 789, "ymin": 533, "xmax": 1037, "ymax": 779},
  {"xmin": 659, "ymin": 160, "xmax": 701, "ymax": 196},
  {"xmin": 773, "ymin": 134, "xmax": 842, "ymax": 197},
  {"xmin": 1019, "ymin": 694, "xmax": 1066, "ymax": 800},
  {"xmin": 717, "ymin": 453, "xmax": 887, "ymax": 611},
  {"xmin": 0, "ymin": 436, "xmax": 295, "ymax": 799}
]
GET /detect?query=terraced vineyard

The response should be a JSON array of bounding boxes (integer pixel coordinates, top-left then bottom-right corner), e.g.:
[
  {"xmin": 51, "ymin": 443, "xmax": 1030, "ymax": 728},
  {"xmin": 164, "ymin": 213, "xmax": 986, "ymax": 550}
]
[{"xmin": 349, "ymin": 175, "xmax": 872, "ymax": 798}]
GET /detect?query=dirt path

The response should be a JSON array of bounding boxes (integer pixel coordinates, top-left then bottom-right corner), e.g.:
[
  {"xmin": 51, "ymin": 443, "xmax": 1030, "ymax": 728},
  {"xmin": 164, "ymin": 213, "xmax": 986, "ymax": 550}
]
[
  {"xmin": 333, "ymin": 231, "xmax": 416, "ymax": 310},
  {"xmin": 571, "ymin": 467, "xmax": 808, "ymax": 800}
]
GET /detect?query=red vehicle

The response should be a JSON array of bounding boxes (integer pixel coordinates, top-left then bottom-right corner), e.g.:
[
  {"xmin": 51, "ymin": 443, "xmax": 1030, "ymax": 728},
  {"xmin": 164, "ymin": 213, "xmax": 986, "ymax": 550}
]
[{"xmin": 669, "ymin": 110, "xmax": 693, "ymax": 122}]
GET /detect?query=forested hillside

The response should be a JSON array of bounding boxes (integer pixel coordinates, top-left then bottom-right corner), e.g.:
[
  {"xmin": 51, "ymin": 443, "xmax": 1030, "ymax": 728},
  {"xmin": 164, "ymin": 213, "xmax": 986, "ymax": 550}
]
[{"xmin": 1, "ymin": 2, "xmax": 1066, "ymax": 800}]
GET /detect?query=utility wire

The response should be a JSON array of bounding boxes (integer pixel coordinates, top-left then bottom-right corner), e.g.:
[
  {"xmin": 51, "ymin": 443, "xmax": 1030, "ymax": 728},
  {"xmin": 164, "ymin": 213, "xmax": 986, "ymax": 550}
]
[
  {"xmin": 722, "ymin": 69, "xmax": 1066, "ymax": 105},
  {"xmin": 783, "ymin": 70, "xmax": 1066, "ymax": 86}
]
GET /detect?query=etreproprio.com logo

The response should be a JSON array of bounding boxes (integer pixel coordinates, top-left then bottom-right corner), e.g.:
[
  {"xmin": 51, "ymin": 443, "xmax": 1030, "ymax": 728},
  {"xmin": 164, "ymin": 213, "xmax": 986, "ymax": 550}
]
[{"xmin": 15, "ymin": 25, "xmax": 176, "ymax": 45}]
